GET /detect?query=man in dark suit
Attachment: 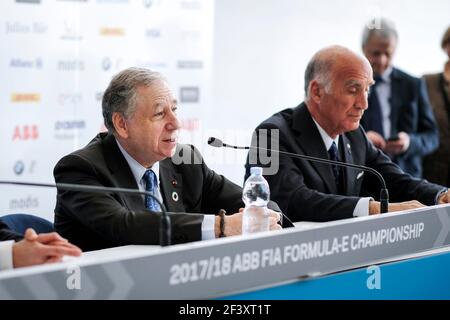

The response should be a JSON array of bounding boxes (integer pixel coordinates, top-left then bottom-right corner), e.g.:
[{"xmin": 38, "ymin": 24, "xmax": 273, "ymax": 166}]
[
  {"xmin": 360, "ymin": 18, "xmax": 439, "ymax": 178},
  {"xmin": 54, "ymin": 67, "xmax": 281, "ymax": 251},
  {"xmin": 245, "ymin": 46, "xmax": 449, "ymax": 222},
  {"xmin": 1, "ymin": 220, "xmax": 81, "ymax": 270}
]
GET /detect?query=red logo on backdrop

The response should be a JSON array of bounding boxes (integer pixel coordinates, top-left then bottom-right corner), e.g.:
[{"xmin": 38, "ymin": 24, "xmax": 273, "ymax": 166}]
[{"xmin": 12, "ymin": 125, "xmax": 39, "ymax": 141}]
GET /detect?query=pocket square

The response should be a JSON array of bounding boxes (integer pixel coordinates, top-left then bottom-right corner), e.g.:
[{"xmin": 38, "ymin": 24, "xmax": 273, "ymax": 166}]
[{"xmin": 357, "ymin": 171, "xmax": 364, "ymax": 180}]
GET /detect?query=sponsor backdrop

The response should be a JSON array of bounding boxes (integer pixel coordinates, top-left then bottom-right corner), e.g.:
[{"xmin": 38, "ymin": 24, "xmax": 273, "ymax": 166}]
[{"xmin": 0, "ymin": 0, "xmax": 213, "ymax": 221}]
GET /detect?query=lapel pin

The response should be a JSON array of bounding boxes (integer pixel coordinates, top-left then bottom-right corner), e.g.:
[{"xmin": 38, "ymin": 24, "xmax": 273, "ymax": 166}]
[
  {"xmin": 171, "ymin": 179, "xmax": 178, "ymax": 187},
  {"xmin": 347, "ymin": 143, "xmax": 351, "ymax": 154},
  {"xmin": 172, "ymin": 191, "xmax": 179, "ymax": 202}
]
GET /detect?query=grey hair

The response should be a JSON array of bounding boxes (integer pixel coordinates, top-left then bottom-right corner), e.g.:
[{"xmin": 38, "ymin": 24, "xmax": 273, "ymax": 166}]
[
  {"xmin": 304, "ymin": 56, "xmax": 333, "ymax": 98},
  {"xmin": 362, "ymin": 17, "xmax": 398, "ymax": 47},
  {"xmin": 102, "ymin": 67, "xmax": 166, "ymax": 132}
]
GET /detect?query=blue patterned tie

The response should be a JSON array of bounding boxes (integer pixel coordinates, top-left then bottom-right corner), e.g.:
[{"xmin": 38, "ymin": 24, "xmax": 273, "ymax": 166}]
[
  {"xmin": 328, "ymin": 141, "xmax": 342, "ymax": 193},
  {"xmin": 143, "ymin": 169, "xmax": 161, "ymax": 212}
]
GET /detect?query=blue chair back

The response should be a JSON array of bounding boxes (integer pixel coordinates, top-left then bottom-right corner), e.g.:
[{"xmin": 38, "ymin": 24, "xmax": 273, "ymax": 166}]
[{"xmin": 0, "ymin": 214, "xmax": 54, "ymax": 235}]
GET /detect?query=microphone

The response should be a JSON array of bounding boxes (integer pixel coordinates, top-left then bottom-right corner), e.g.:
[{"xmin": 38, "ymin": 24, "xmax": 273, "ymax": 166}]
[
  {"xmin": 207, "ymin": 137, "xmax": 389, "ymax": 214},
  {"xmin": 0, "ymin": 180, "xmax": 171, "ymax": 246}
]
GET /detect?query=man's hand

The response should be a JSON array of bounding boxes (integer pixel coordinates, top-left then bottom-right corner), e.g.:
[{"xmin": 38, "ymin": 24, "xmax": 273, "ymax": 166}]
[
  {"xmin": 384, "ymin": 132, "xmax": 410, "ymax": 155},
  {"xmin": 366, "ymin": 131, "xmax": 386, "ymax": 149},
  {"xmin": 215, "ymin": 208, "xmax": 282, "ymax": 237},
  {"xmin": 438, "ymin": 190, "xmax": 449, "ymax": 204},
  {"xmin": 12, "ymin": 228, "xmax": 82, "ymax": 268},
  {"xmin": 369, "ymin": 200, "xmax": 426, "ymax": 215}
]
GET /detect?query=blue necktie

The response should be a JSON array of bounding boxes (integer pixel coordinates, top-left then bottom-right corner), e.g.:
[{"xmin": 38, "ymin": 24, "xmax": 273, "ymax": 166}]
[
  {"xmin": 143, "ymin": 169, "xmax": 161, "ymax": 212},
  {"xmin": 366, "ymin": 76, "xmax": 385, "ymax": 137},
  {"xmin": 328, "ymin": 141, "xmax": 342, "ymax": 194}
]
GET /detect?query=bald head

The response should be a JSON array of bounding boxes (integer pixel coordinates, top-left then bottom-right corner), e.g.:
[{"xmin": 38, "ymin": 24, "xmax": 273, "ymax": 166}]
[
  {"xmin": 304, "ymin": 45, "xmax": 372, "ymax": 99},
  {"xmin": 305, "ymin": 46, "xmax": 373, "ymax": 138}
]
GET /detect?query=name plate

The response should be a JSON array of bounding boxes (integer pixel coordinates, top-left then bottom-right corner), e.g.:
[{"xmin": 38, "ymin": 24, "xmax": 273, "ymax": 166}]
[{"xmin": 1, "ymin": 204, "xmax": 449, "ymax": 299}]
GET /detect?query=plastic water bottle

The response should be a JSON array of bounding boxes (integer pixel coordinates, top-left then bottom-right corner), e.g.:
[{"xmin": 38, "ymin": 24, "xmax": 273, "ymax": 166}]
[{"xmin": 242, "ymin": 167, "xmax": 270, "ymax": 234}]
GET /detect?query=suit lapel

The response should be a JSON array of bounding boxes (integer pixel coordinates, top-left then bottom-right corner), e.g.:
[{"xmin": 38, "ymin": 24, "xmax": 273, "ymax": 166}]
[
  {"xmin": 292, "ymin": 104, "xmax": 337, "ymax": 194},
  {"xmin": 159, "ymin": 158, "xmax": 186, "ymax": 212},
  {"xmin": 102, "ymin": 133, "xmax": 144, "ymax": 210}
]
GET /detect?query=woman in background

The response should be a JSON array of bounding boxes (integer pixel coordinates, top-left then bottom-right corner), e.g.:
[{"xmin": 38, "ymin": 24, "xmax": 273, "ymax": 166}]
[{"xmin": 423, "ymin": 26, "xmax": 450, "ymax": 187}]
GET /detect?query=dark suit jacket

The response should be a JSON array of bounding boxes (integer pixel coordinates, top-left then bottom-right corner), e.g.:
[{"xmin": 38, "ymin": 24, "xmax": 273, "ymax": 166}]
[
  {"xmin": 0, "ymin": 219, "xmax": 22, "ymax": 241},
  {"xmin": 422, "ymin": 73, "xmax": 450, "ymax": 186},
  {"xmin": 245, "ymin": 103, "xmax": 445, "ymax": 222},
  {"xmin": 361, "ymin": 67, "xmax": 439, "ymax": 178},
  {"xmin": 54, "ymin": 133, "xmax": 280, "ymax": 251}
]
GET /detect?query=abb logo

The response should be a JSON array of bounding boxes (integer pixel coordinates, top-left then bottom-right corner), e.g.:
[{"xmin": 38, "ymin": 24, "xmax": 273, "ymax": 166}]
[{"xmin": 12, "ymin": 125, "xmax": 39, "ymax": 141}]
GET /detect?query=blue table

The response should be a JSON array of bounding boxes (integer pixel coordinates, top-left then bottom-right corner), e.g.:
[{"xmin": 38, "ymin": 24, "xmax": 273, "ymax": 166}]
[{"xmin": 223, "ymin": 250, "xmax": 450, "ymax": 299}]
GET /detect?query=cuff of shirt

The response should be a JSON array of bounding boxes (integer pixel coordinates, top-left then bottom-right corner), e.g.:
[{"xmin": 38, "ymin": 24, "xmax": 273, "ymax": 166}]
[
  {"xmin": 435, "ymin": 188, "xmax": 448, "ymax": 205},
  {"xmin": 353, "ymin": 197, "xmax": 373, "ymax": 217},
  {"xmin": 201, "ymin": 215, "xmax": 216, "ymax": 240},
  {"xmin": 0, "ymin": 240, "xmax": 15, "ymax": 271}
]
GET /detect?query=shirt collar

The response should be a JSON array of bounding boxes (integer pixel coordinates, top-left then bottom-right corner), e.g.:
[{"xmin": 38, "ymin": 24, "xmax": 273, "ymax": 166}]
[
  {"xmin": 379, "ymin": 66, "xmax": 393, "ymax": 83},
  {"xmin": 311, "ymin": 118, "xmax": 340, "ymax": 151},
  {"xmin": 115, "ymin": 137, "xmax": 160, "ymax": 187}
]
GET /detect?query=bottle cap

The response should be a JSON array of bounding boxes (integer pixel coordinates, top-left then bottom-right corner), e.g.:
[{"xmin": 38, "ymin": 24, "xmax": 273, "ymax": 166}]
[{"xmin": 250, "ymin": 167, "xmax": 263, "ymax": 176}]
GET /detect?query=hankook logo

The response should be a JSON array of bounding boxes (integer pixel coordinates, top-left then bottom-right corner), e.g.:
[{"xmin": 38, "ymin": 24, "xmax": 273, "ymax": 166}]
[{"xmin": 11, "ymin": 93, "xmax": 41, "ymax": 103}]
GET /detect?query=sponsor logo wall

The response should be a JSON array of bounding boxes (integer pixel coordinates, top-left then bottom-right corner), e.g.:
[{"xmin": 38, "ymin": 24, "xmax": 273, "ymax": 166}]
[{"xmin": 0, "ymin": 0, "xmax": 213, "ymax": 221}]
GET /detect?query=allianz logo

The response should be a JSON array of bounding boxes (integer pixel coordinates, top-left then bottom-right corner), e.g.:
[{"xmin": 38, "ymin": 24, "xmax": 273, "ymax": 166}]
[
  {"xmin": 10, "ymin": 58, "xmax": 43, "ymax": 69},
  {"xmin": 54, "ymin": 120, "xmax": 86, "ymax": 130}
]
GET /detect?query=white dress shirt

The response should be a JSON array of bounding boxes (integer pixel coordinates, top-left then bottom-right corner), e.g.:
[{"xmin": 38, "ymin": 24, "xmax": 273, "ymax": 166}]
[
  {"xmin": 0, "ymin": 240, "xmax": 15, "ymax": 271},
  {"xmin": 115, "ymin": 139, "xmax": 215, "ymax": 240}
]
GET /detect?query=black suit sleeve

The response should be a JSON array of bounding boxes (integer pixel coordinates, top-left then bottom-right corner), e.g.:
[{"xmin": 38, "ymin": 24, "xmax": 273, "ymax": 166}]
[
  {"xmin": 361, "ymin": 130, "xmax": 444, "ymax": 205},
  {"xmin": 0, "ymin": 219, "xmax": 23, "ymax": 241},
  {"xmin": 246, "ymin": 123, "xmax": 360, "ymax": 222},
  {"xmin": 54, "ymin": 153, "xmax": 204, "ymax": 247},
  {"xmin": 403, "ymin": 77, "xmax": 439, "ymax": 157}
]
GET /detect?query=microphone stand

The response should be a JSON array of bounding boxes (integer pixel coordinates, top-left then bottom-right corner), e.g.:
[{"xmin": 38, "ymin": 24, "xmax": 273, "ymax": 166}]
[{"xmin": 208, "ymin": 137, "xmax": 389, "ymax": 214}]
